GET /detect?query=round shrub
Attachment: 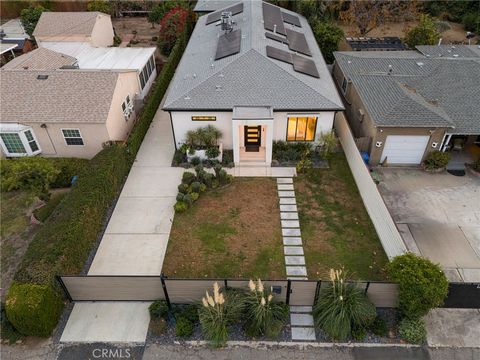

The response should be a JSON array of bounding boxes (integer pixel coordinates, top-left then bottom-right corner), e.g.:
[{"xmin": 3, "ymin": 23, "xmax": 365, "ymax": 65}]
[
  {"xmin": 190, "ymin": 157, "xmax": 201, "ymax": 166},
  {"xmin": 149, "ymin": 300, "xmax": 169, "ymax": 319},
  {"xmin": 398, "ymin": 318, "xmax": 426, "ymax": 344},
  {"xmin": 368, "ymin": 316, "xmax": 388, "ymax": 337},
  {"xmin": 5, "ymin": 283, "xmax": 63, "ymax": 337},
  {"xmin": 173, "ymin": 304, "xmax": 199, "ymax": 323},
  {"xmin": 206, "ymin": 146, "xmax": 220, "ymax": 159},
  {"xmin": 175, "ymin": 316, "xmax": 194, "ymax": 338},
  {"xmin": 183, "ymin": 194, "xmax": 193, "ymax": 206},
  {"xmin": 190, "ymin": 192, "xmax": 199, "ymax": 202},
  {"xmin": 424, "ymin": 151, "xmax": 451, "ymax": 170},
  {"xmin": 211, "ymin": 179, "xmax": 220, "ymax": 189},
  {"xmin": 174, "ymin": 201, "xmax": 188, "ymax": 213},
  {"xmin": 176, "ymin": 193, "xmax": 185, "ymax": 202},
  {"xmin": 178, "ymin": 183, "xmax": 189, "ymax": 194},
  {"xmin": 199, "ymin": 183, "xmax": 207, "ymax": 193},
  {"xmin": 203, "ymin": 173, "xmax": 214, "ymax": 188},
  {"xmin": 182, "ymin": 172, "xmax": 196, "ymax": 185},
  {"xmin": 190, "ymin": 181, "xmax": 202, "ymax": 193},
  {"xmin": 387, "ymin": 253, "xmax": 448, "ymax": 319},
  {"xmin": 351, "ymin": 326, "xmax": 367, "ymax": 341}
]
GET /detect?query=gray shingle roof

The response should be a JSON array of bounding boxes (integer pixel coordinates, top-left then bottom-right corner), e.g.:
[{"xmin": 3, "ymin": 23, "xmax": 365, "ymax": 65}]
[
  {"xmin": 2, "ymin": 47, "xmax": 76, "ymax": 70},
  {"xmin": 334, "ymin": 48, "xmax": 480, "ymax": 134},
  {"xmin": 164, "ymin": 1, "xmax": 343, "ymax": 111},
  {"xmin": 0, "ymin": 70, "xmax": 118, "ymax": 124},
  {"xmin": 33, "ymin": 12, "xmax": 106, "ymax": 37},
  {"xmin": 416, "ymin": 45, "xmax": 480, "ymax": 58},
  {"xmin": 194, "ymin": 0, "xmax": 240, "ymax": 12}
]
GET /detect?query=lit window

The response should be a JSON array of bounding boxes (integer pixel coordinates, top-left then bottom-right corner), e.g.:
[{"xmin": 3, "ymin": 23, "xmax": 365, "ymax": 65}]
[
  {"xmin": 191, "ymin": 116, "xmax": 217, "ymax": 121},
  {"xmin": 62, "ymin": 129, "xmax": 84, "ymax": 146},
  {"xmin": 0, "ymin": 126, "xmax": 41, "ymax": 157},
  {"xmin": 287, "ymin": 117, "xmax": 317, "ymax": 141}
]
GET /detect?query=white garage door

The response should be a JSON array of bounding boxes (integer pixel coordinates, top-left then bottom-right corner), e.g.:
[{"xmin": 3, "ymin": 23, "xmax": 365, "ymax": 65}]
[{"xmin": 381, "ymin": 135, "xmax": 430, "ymax": 164}]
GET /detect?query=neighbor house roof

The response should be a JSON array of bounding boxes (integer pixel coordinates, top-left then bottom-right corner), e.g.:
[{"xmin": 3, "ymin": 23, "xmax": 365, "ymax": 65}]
[
  {"xmin": 334, "ymin": 47, "xmax": 480, "ymax": 134},
  {"xmin": 0, "ymin": 70, "xmax": 118, "ymax": 124},
  {"xmin": 416, "ymin": 45, "xmax": 480, "ymax": 59},
  {"xmin": 2, "ymin": 47, "xmax": 76, "ymax": 70},
  {"xmin": 164, "ymin": 1, "xmax": 344, "ymax": 111},
  {"xmin": 0, "ymin": 18, "xmax": 30, "ymax": 39},
  {"xmin": 40, "ymin": 42, "xmax": 155, "ymax": 71},
  {"xmin": 33, "ymin": 12, "xmax": 107, "ymax": 38},
  {"xmin": 0, "ymin": 43, "xmax": 17, "ymax": 55},
  {"xmin": 194, "ymin": 0, "xmax": 240, "ymax": 12}
]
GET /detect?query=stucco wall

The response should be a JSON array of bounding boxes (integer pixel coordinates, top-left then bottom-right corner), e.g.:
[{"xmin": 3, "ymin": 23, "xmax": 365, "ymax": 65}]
[
  {"xmin": 36, "ymin": 36, "xmax": 90, "ymax": 46},
  {"xmin": 170, "ymin": 111, "xmax": 335, "ymax": 149},
  {"xmin": 105, "ymin": 71, "xmax": 140, "ymax": 141},
  {"xmin": 90, "ymin": 14, "xmax": 114, "ymax": 47}
]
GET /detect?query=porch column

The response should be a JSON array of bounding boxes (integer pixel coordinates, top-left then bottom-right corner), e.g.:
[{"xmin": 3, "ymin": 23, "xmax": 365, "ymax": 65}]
[{"xmin": 232, "ymin": 121, "xmax": 240, "ymax": 165}]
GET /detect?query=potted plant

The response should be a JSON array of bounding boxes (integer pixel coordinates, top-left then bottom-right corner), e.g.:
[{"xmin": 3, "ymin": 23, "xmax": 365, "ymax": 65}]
[{"xmin": 422, "ymin": 151, "xmax": 451, "ymax": 173}]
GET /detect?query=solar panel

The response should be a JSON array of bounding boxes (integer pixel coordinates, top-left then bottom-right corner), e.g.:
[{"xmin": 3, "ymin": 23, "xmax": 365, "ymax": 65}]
[
  {"xmin": 281, "ymin": 12, "xmax": 301, "ymax": 27},
  {"xmin": 292, "ymin": 54, "xmax": 319, "ymax": 78},
  {"xmin": 286, "ymin": 29, "xmax": 311, "ymax": 56},
  {"xmin": 266, "ymin": 45, "xmax": 292, "ymax": 64},
  {"xmin": 265, "ymin": 32, "xmax": 289, "ymax": 45},
  {"xmin": 215, "ymin": 29, "xmax": 242, "ymax": 60},
  {"xmin": 262, "ymin": 2, "xmax": 286, "ymax": 35},
  {"xmin": 206, "ymin": 2, "xmax": 244, "ymax": 25}
]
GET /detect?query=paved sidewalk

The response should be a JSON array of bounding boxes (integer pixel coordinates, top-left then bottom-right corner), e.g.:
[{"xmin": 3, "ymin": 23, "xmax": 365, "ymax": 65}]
[{"xmin": 61, "ymin": 103, "xmax": 182, "ymax": 343}]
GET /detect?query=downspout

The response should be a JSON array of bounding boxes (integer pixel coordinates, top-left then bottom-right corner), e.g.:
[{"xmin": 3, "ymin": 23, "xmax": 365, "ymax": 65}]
[
  {"xmin": 168, "ymin": 111, "xmax": 177, "ymax": 150},
  {"xmin": 40, "ymin": 123, "xmax": 57, "ymax": 155}
]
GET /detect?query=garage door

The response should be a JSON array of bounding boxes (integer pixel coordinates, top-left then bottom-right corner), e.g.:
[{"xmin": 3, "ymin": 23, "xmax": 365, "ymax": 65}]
[{"xmin": 381, "ymin": 135, "xmax": 430, "ymax": 164}]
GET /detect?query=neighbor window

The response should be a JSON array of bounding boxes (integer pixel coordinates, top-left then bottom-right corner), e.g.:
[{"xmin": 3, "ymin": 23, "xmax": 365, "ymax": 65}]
[
  {"xmin": 62, "ymin": 129, "xmax": 84, "ymax": 146},
  {"xmin": 139, "ymin": 55, "xmax": 156, "ymax": 90},
  {"xmin": 191, "ymin": 116, "xmax": 216, "ymax": 121},
  {"xmin": 0, "ymin": 126, "xmax": 41, "ymax": 157},
  {"xmin": 122, "ymin": 95, "xmax": 133, "ymax": 120},
  {"xmin": 287, "ymin": 116, "xmax": 317, "ymax": 141},
  {"xmin": 341, "ymin": 77, "xmax": 348, "ymax": 94}
]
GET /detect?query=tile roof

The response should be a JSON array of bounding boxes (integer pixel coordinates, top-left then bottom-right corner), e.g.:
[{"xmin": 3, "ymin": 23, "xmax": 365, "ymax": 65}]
[
  {"xmin": 163, "ymin": 1, "xmax": 343, "ymax": 111},
  {"xmin": 0, "ymin": 70, "xmax": 118, "ymax": 124},
  {"xmin": 334, "ymin": 48, "xmax": 480, "ymax": 134},
  {"xmin": 33, "ymin": 12, "xmax": 106, "ymax": 37},
  {"xmin": 2, "ymin": 47, "xmax": 76, "ymax": 70}
]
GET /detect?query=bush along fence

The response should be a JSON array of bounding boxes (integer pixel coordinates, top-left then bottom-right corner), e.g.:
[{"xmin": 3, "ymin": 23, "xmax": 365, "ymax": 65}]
[{"xmin": 4, "ymin": 18, "xmax": 195, "ymax": 338}]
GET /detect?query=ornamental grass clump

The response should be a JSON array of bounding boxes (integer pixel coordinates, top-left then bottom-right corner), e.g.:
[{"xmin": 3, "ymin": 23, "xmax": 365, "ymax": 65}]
[
  {"xmin": 198, "ymin": 282, "xmax": 243, "ymax": 347},
  {"xmin": 313, "ymin": 269, "xmax": 376, "ymax": 341},
  {"xmin": 243, "ymin": 279, "xmax": 289, "ymax": 338}
]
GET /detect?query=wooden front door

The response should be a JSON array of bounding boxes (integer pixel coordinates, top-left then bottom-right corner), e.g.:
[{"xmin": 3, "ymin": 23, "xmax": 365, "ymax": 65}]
[{"xmin": 244, "ymin": 126, "xmax": 261, "ymax": 152}]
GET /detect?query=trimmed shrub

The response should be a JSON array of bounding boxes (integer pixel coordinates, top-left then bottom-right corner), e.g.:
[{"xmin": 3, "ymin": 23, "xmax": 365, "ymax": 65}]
[
  {"xmin": 5, "ymin": 283, "xmax": 63, "ymax": 337},
  {"xmin": 190, "ymin": 192, "xmax": 199, "ymax": 202},
  {"xmin": 206, "ymin": 146, "xmax": 220, "ymax": 159},
  {"xmin": 351, "ymin": 326, "xmax": 367, "ymax": 341},
  {"xmin": 183, "ymin": 194, "xmax": 193, "ymax": 206},
  {"xmin": 178, "ymin": 183, "xmax": 189, "ymax": 194},
  {"xmin": 176, "ymin": 193, "xmax": 185, "ymax": 202},
  {"xmin": 175, "ymin": 317, "xmax": 194, "ymax": 338},
  {"xmin": 313, "ymin": 269, "xmax": 376, "ymax": 341},
  {"xmin": 33, "ymin": 192, "xmax": 67, "ymax": 223},
  {"xmin": 174, "ymin": 201, "xmax": 188, "ymax": 213},
  {"xmin": 149, "ymin": 300, "xmax": 169, "ymax": 319},
  {"xmin": 203, "ymin": 173, "xmax": 214, "ymax": 188},
  {"xmin": 190, "ymin": 181, "xmax": 202, "ymax": 193},
  {"xmin": 173, "ymin": 304, "xmax": 199, "ymax": 323},
  {"xmin": 190, "ymin": 156, "xmax": 201, "ymax": 166},
  {"xmin": 1, "ymin": 305, "xmax": 23, "ymax": 343},
  {"xmin": 387, "ymin": 253, "xmax": 448, "ymax": 319},
  {"xmin": 424, "ymin": 151, "xmax": 451, "ymax": 170},
  {"xmin": 199, "ymin": 183, "xmax": 207, "ymax": 193},
  {"xmin": 368, "ymin": 316, "xmax": 388, "ymax": 337},
  {"xmin": 182, "ymin": 172, "xmax": 196, "ymax": 185},
  {"xmin": 48, "ymin": 158, "xmax": 89, "ymax": 188},
  {"xmin": 398, "ymin": 318, "xmax": 426, "ymax": 344}
]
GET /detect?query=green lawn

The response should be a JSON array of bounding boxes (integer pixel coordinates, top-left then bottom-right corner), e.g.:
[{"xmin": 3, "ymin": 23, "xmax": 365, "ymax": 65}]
[
  {"xmin": 163, "ymin": 178, "xmax": 285, "ymax": 279},
  {"xmin": 295, "ymin": 153, "xmax": 389, "ymax": 280}
]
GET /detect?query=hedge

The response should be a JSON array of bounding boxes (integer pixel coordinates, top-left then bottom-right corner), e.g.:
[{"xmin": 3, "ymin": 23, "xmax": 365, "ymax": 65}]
[
  {"xmin": 6, "ymin": 18, "xmax": 194, "ymax": 337},
  {"xmin": 5, "ymin": 283, "xmax": 63, "ymax": 337}
]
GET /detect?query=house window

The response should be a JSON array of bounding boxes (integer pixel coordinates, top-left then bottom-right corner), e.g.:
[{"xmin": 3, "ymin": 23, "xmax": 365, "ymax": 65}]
[
  {"xmin": 341, "ymin": 77, "xmax": 348, "ymax": 94},
  {"xmin": 191, "ymin": 116, "xmax": 216, "ymax": 121},
  {"xmin": 62, "ymin": 129, "xmax": 84, "ymax": 146},
  {"xmin": 287, "ymin": 116, "xmax": 317, "ymax": 141},
  {"xmin": 122, "ymin": 95, "xmax": 134, "ymax": 120},
  {"xmin": 0, "ymin": 125, "xmax": 41, "ymax": 157},
  {"xmin": 139, "ymin": 55, "xmax": 156, "ymax": 90}
]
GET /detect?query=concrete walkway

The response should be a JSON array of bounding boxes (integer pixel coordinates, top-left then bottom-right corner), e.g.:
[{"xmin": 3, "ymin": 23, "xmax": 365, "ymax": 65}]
[{"xmin": 61, "ymin": 102, "xmax": 183, "ymax": 343}]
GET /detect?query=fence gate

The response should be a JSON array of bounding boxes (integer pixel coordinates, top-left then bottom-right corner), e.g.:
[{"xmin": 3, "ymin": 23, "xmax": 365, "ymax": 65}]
[{"xmin": 443, "ymin": 283, "xmax": 480, "ymax": 308}]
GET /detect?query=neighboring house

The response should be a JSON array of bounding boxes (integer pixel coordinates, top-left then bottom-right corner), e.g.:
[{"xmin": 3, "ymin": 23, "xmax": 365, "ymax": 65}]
[
  {"xmin": 33, "ymin": 12, "xmax": 114, "ymax": 47},
  {"xmin": 0, "ymin": 51, "xmax": 139, "ymax": 158},
  {"xmin": 333, "ymin": 45, "xmax": 480, "ymax": 165},
  {"xmin": 0, "ymin": 18, "xmax": 34, "ymax": 54},
  {"xmin": 164, "ymin": 1, "xmax": 344, "ymax": 166}
]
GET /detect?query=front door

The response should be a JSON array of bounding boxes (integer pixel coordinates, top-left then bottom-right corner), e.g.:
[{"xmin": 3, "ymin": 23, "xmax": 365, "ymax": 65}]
[{"xmin": 244, "ymin": 126, "xmax": 261, "ymax": 152}]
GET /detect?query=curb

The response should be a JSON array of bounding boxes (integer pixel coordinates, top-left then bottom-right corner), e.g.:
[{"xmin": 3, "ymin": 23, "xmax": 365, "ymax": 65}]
[{"xmin": 185, "ymin": 340, "xmax": 421, "ymax": 348}]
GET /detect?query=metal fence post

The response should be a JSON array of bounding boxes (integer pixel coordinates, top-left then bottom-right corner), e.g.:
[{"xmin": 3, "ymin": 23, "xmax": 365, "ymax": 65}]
[
  {"xmin": 160, "ymin": 273, "xmax": 172, "ymax": 310},
  {"xmin": 224, "ymin": 279, "xmax": 228, "ymax": 289},
  {"xmin": 313, "ymin": 280, "xmax": 321, "ymax": 305},
  {"xmin": 364, "ymin": 281, "xmax": 371, "ymax": 295},
  {"xmin": 286, "ymin": 279, "xmax": 292, "ymax": 305},
  {"xmin": 55, "ymin": 275, "xmax": 73, "ymax": 302}
]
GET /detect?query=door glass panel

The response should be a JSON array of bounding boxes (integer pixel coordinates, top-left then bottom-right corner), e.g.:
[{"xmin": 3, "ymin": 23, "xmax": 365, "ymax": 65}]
[
  {"xmin": 287, "ymin": 118, "xmax": 297, "ymax": 141},
  {"xmin": 296, "ymin": 117, "xmax": 307, "ymax": 141},
  {"xmin": 305, "ymin": 117, "xmax": 317, "ymax": 141}
]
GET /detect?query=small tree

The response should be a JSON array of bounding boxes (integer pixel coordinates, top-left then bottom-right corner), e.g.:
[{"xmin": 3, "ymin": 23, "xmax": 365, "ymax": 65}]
[
  {"xmin": 405, "ymin": 15, "xmax": 441, "ymax": 48},
  {"xmin": 148, "ymin": 5, "xmax": 164, "ymax": 28},
  {"xmin": 312, "ymin": 21, "xmax": 344, "ymax": 64},
  {"xmin": 388, "ymin": 253, "xmax": 448, "ymax": 319},
  {"xmin": 87, "ymin": 0, "xmax": 112, "ymax": 14},
  {"xmin": 158, "ymin": 6, "xmax": 189, "ymax": 55},
  {"xmin": 20, "ymin": 5, "xmax": 47, "ymax": 36},
  {"xmin": 318, "ymin": 130, "xmax": 338, "ymax": 160}
]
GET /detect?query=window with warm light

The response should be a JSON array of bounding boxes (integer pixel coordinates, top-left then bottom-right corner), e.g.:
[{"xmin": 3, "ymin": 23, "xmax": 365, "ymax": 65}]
[{"xmin": 287, "ymin": 116, "xmax": 317, "ymax": 141}]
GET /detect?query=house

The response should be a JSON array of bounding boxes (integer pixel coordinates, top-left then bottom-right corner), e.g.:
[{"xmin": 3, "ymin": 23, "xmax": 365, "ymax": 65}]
[
  {"xmin": 0, "ymin": 18, "xmax": 34, "ymax": 54},
  {"xmin": 33, "ymin": 12, "xmax": 114, "ymax": 47},
  {"xmin": 164, "ymin": 1, "xmax": 344, "ymax": 166},
  {"xmin": 0, "ymin": 51, "xmax": 139, "ymax": 158},
  {"xmin": 333, "ymin": 45, "xmax": 480, "ymax": 165}
]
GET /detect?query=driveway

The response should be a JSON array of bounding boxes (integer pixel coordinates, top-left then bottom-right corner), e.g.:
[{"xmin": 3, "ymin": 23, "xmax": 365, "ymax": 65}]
[{"xmin": 377, "ymin": 168, "xmax": 480, "ymax": 282}]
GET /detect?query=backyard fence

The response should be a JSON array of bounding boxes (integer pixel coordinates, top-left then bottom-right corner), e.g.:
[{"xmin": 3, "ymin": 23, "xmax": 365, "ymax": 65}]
[
  {"xmin": 57, "ymin": 276, "xmax": 399, "ymax": 308},
  {"xmin": 334, "ymin": 113, "xmax": 407, "ymax": 259}
]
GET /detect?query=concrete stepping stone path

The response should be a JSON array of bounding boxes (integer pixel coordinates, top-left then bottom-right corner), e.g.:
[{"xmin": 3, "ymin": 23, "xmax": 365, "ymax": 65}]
[{"xmin": 276, "ymin": 178, "xmax": 316, "ymax": 341}]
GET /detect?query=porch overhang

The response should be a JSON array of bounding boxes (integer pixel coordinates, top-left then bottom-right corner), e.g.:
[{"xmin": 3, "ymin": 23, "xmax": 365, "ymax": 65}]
[{"xmin": 232, "ymin": 106, "xmax": 273, "ymax": 120}]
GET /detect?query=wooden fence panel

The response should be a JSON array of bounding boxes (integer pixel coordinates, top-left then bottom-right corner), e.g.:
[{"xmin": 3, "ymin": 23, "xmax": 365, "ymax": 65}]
[
  {"xmin": 164, "ymin": 279, "xmax": 219, "ymax": 304},
  {"xmin": 289, "ymin": 281, "xmax": 317, "ymax": 306}
]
